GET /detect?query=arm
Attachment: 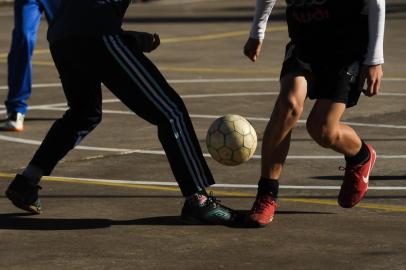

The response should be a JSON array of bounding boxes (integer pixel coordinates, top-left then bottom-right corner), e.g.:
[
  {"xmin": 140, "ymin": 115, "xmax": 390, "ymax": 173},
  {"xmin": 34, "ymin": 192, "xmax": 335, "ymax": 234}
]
[
  {"xmin": 364, "ymin": 0, "xmax": 385, "ymax": 66},
  {"xmin": 360, "ymin": 0, "xmax": 385, "ymax": 96},
  {"xmin": 244, "ymin": 0, "xmax": 276, "ymax": 62}
]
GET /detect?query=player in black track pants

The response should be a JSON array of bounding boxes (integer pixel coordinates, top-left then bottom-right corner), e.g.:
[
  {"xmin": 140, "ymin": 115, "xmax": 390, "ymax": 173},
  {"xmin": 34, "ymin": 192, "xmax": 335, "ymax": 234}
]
[{"xmin": 5, "ymin": 0, "xmax": 235, "ymax": 225}]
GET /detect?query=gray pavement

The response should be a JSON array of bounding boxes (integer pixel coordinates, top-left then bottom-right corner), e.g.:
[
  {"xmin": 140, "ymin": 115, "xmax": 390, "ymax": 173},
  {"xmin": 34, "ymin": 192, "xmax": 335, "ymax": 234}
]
[{"xmin": 0, "ymin": 1, "xmax": 406, "ymax": 269}]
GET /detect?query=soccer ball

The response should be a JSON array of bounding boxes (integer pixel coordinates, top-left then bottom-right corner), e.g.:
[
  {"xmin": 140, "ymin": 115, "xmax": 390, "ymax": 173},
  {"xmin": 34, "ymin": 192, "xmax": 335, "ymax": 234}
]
[{"xmin": 206, "ymin": 114, "xmax": 257, "ymax": 166}]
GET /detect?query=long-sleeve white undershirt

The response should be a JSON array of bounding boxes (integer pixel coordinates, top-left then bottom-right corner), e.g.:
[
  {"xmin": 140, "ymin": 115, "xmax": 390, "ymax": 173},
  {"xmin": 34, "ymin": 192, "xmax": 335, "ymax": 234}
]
[{"xmin": 249, "ymin": 0, "xmax": 385, "ymax": 65}]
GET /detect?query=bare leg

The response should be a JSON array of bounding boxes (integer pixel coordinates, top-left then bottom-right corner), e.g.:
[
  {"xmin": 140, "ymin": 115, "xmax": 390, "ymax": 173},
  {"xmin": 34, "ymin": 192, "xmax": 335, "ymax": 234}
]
[
  {"xmin": 261, "ymin": 75, "xmax": 308, "ymax": 179},
  {"xmin": 306, "ymin": 100, "xmax": 361, "ymax": 156}
]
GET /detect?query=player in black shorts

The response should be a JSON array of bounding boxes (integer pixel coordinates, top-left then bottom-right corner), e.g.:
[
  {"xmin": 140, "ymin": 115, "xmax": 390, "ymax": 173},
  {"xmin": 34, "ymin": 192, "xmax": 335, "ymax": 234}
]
[
  {"xmin": 4, "ymin": 0, "xmax": 235, "ymax": 225},
  {"xmin": 243, "ymin": 0, "xmax": 385, "ymax": 227}
]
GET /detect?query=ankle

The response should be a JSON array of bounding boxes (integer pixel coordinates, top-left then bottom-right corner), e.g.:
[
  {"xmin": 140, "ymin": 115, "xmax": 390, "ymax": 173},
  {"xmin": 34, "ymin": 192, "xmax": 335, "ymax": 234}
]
[
  {"xmin": 186, "ymin": 190, "xmax": 208, "ymax": 206},
  {"xmin": 345, "ymin": 140, "xmax": 370, "ymax": 166},
  {"xmin": 258, "ymin": 177, "xmax": 279, "ymax": 199},
  {"xmin": 22, "ymin": 164, "xmax": 44, "ymax": 186}
]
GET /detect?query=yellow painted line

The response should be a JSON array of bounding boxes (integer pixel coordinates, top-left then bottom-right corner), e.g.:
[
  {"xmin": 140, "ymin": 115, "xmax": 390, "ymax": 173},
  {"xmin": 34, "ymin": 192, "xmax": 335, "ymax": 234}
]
[
  {"xmin": 0, "ymin": 59, "xmax": 53, "ymax": 66},
  {"xmin": 0, "ymin": 27, "xmax": 286, "ymax": 59},
  {"xmin": 32, "ymin": 49, "xmax": 50, "ymax": 55},
  {"xmin": 3, "ymin": 57, "xmax": 406, "ymax": 78},
  {"xmin": 1, "ymin": 172, "xmax": 406, "ymax": 212},
  {"xmin": 31, "ymin": 60, "xmax": 54, "ymax": 66},
  {"xmin": 0, "ymin": 49, "xmax": 50, "ymax": 59},
  {"xmin": 162, "ymin": 26, "xmax": 287, "ymax": 43}
]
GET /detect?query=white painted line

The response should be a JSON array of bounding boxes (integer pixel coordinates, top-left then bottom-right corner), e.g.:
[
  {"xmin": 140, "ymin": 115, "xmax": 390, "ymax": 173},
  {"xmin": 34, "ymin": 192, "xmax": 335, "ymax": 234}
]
[
  {"xmin": 181, "ymin": 92, "xmax": 280, "ymax": 98},
  {"xmin": 11, "ymin": 105, "xmax": 406, "ymax": 130},
  {"xmin": 87, "ymin": 91, "xmax": 406, "ymax": 100},
  {"xmin": 340, "ymin": 121, "xmax": 406, "ymax": 129},
  {"xmin": 10, "ymin": 83, "xmax": 61, "ymax": 89},
  {"xmin": 1, "ymin": 134, "xmax": 406, "ymax": 159},
  {"xmin": 0, "ymin": 102, "xmax": 68, "ymax": 115},
  {"xmin": 382, "ymin": 77, "xmax": 406, "ymax": 82},
  {"xmin": 1, "ymin": 77, "xmax": 406, "ymax": 90},
  {"xmin": 169, "ymin": 78, "xmax": 279, "ymax": 83},
  {"xmin": 40, "ymin": 175, "xmax": 406, "ymax": 190}
]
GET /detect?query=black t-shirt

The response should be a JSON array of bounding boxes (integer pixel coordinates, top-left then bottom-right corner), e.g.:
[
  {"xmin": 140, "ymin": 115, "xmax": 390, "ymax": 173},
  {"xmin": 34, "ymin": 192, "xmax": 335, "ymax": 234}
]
[
  {"xmin": 285, "ymin": 0, "xmax": 368, "ymax": 64},
  {"xmin": 47, "ymin": 0, "xmax": 130, "ymax": 44}
]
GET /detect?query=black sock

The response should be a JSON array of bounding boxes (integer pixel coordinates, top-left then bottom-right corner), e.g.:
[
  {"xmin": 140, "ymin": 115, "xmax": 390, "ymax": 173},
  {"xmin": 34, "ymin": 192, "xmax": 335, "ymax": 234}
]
[
  {"xmin": 257, "ymin": 177, "xmax": 279, "ymax": 198},
  {"xmin": 345, "ymin": 140, "xmax": 370, "ymax": 166}
]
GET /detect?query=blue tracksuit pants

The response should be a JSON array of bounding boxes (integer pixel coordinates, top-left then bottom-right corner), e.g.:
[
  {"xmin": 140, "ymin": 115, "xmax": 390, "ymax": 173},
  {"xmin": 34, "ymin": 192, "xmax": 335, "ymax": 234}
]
[{"xmin": 6, "ymin": 0, "xmax": 60, "ymax": 114}]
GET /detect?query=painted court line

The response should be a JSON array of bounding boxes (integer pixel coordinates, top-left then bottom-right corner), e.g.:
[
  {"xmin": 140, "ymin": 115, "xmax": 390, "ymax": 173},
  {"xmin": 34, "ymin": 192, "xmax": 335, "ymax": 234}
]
[
  {"xmin": 1, "ymin": 173, "xmax": 405, "ymax": 212},
  {"xmin": 3, "ymin": 174, "xmax": 403, "ymax": 191},
  {"xmin": 0, "ymin": 84, "xmax": 405, "ymax": 159},
  {"xmin": 18, "ymin": 105, "xmax": 406, "ymax": 130},
  {"xmin": 2, "ymin": 77, "xmax": 406, "ymax": 90},
  {"xmin": 1, "ymin": 134, "xmax": 406, "ymax": 159}
]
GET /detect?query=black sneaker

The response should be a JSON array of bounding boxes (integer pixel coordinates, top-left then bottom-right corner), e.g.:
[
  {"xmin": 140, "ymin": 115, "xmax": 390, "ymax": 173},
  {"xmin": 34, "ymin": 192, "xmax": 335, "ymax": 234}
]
[
  {"xmin": 5, "ymin": 174, "xmax": 42, "ymax": 214},
  {"xmin": 181, "ymin": 192, "xmax": 234, "ymax": 225}
]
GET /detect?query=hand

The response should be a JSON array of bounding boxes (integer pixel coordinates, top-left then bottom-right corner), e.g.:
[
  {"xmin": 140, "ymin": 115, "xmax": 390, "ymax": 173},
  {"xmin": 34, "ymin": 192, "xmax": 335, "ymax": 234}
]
[
  {"xmin": 243, "ymin": 37, "xmax": 263, "ymax": 62},
  {"xmin": 358, "ymin": 64, "xmax": 383, "ymax": 97},
  {"xmin": 123, "ymin": 31, "xmax": 160, "ymax": 53}
]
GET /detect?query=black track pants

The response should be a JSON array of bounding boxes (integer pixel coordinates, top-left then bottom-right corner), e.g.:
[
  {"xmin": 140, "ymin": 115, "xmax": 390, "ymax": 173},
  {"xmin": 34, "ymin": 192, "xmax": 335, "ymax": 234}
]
[{"xmin": 30, "ymin": 35, "xmax": 214, "ymax": 196}]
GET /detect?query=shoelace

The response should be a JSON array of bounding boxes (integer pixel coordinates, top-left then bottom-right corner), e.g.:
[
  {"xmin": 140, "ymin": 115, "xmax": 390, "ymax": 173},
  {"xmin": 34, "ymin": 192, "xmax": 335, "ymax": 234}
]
[
  {"xmin": 206, "ymin": 191, "xmax": 221, "ymax": 207},
  {"xmin": 252, "ymin": 196, "xmax": 275, "ymax": 213}
]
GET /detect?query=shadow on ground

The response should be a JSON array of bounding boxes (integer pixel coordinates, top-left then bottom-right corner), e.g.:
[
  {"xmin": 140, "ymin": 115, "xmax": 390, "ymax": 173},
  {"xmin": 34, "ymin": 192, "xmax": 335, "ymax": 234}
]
[{"xmin": 0, "ymin": 210, "xmax": 333, "ymax": 230}]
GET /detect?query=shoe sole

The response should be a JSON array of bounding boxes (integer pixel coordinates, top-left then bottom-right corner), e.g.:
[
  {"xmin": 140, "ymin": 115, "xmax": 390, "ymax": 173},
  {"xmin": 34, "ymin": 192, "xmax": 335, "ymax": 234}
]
[
  {"xmin": 5, "ymin": 190, "xmax": 41, "ymax": 214},
  {"xmin": 180, "ymin": 216, "xmax": 204, "ymax": 225},
  {"xmin": 0, "ymin": 125, "xmax": 23, "ymax": 132},
  {"xmin": 245, "ymin": 216, "xmax": 273, "ymax": 228}
]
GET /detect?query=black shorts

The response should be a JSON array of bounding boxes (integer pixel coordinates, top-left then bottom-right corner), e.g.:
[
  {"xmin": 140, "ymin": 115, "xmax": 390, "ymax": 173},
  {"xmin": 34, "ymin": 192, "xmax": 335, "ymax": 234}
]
[{"xmin": 280, "ymin": 42, "xmax": 363, "ymax": 108}]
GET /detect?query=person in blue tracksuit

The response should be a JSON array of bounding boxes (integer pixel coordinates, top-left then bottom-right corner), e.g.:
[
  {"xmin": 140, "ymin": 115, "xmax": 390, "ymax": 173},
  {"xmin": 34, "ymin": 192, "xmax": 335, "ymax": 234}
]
[{"xmin": 1, "ymin": 0, "xmax": 60, "ymax": 131}]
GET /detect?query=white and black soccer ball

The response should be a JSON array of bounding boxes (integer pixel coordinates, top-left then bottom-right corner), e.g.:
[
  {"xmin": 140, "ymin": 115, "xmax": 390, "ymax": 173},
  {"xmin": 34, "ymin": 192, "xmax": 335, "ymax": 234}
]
[{"xmin": 206, "ymin": 114, "xmax": 257, "ymax": 166}]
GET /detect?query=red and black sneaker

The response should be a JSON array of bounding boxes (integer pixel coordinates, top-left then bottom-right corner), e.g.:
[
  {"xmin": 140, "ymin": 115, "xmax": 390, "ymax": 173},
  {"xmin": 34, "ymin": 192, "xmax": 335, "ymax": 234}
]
[
  {"xmin": 338, "ymin": 144, "xmax": 376, "ymax": 208},
  {"xmin": 245, "ymin": 193, "xmax": 277, "ymax": 228}
]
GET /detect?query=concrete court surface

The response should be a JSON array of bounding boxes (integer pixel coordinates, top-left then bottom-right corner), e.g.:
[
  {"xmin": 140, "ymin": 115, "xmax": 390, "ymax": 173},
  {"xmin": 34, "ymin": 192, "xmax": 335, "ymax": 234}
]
[{"xmin": 0, "ymin": 0, "xmax": 406, "ymax": 269}]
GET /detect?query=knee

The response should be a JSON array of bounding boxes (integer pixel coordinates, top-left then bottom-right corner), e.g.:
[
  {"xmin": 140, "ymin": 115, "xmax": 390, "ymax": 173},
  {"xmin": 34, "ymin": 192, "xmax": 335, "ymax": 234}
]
[
  {"xmin": 13, "ymin": 26, "xmax": 34, "ymax": 44},
  {"xmin": 63, "ymin": 108, "xmax": 102, "ymax": 130},
  {"xmin": 87, "ymin": 113, "xmax": 103, "ymax": 128},
  {"xmin": 306, "ymin": 120, "xmax": 338, "ymax": 148},
  {"xmin": 84, "ymin": 109, "xmax": 102, "ymax": 128},
  {"xmin": 276, "ymin": 94, "xmax": 304, "ymax": 121}
]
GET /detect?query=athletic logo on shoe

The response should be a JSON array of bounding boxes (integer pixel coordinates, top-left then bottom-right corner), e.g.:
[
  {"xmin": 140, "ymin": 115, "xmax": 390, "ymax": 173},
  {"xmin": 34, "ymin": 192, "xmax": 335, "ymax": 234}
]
[
  {"xmin": 362, "ymin": 149, "xmax": 375, "ymax": 184},
  {"xmin": 213, "ymin": 211, "xmax": 231, "ymax": 219}
]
